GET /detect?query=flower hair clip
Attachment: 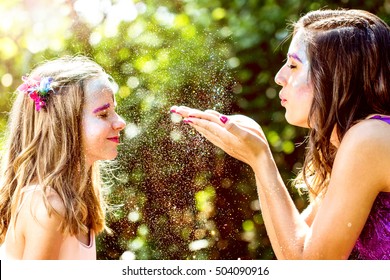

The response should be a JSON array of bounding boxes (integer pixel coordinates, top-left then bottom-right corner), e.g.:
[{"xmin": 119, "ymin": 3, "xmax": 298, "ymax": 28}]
[{"xmin": 17, "ymin": 76, "xmax": 55, "ymax": 111}]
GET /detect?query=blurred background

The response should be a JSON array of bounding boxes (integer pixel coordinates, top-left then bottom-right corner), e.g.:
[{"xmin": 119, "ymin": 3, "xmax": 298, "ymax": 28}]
[{"xmin": 1, "ymin": 0, "xmax": 389, "ymax": 260}]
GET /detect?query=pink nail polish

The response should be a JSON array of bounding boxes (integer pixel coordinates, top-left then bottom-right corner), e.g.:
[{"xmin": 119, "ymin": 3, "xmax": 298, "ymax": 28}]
[
  {"xmin": 171, "ymin": 109, "xmax": 182, "ymax": 116},
  {"xmin": 183, "ymin": 119, "xmax": 193, "ymax": 124},
  {"xmin": 220, "ymin": 115, "xmax": 228, "ymax": 124}
]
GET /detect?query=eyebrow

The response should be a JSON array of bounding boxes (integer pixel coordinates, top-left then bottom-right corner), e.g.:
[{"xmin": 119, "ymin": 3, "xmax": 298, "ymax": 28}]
[
  {"xmin": 287, "ymin": 53, "xmax": 302, "ymax": 63},
  {"xmin": 93, "ymin": 103, "xmax": 110, "ymax": 113}
]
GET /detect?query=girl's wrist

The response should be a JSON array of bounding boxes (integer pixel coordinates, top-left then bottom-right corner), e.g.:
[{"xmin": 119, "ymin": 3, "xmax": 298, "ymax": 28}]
[{"xmin": 250, "ymin": 149, "xmax": 278, "ymax": 180}]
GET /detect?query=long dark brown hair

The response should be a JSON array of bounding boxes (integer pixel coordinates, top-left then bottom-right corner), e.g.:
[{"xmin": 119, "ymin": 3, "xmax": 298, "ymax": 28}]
[{"xmin": 295, "ymin": 9, "xmax": 390, "ymax": 197}]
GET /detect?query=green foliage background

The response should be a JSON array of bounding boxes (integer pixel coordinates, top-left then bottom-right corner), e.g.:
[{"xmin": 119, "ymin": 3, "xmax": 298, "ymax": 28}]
[{"xmin": 0, "ymin": 0, "xmax": 389, "ymax": 259}]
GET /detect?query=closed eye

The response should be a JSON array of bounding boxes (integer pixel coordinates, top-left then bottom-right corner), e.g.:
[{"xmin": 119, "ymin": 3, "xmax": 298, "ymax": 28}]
[
  {"xmin": 286, "ymin": 64, "xmax": 297, "ymax": 69},
  {"xmin": 98, "ymin": 111, "xmax": 109, "ymax": 118}
]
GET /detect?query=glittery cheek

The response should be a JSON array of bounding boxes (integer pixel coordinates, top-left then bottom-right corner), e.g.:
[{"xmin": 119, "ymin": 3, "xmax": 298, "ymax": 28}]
[{"xmin": 290, "ymin": 53, "xmax": 312, "ymax": 94}]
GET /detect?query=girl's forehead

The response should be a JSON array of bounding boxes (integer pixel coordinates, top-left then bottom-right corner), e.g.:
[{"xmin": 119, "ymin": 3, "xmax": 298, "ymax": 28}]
[
  {"xmin": 84, "ymin": 76, "xmax": 116, "ymax": 108},
  {"xmin": 84, "ymin": 76, "xmax": 115, "ymax": 98},
  {"xmin": 288, "ymin": 30, "xmax": 309, "ymax": 63}
]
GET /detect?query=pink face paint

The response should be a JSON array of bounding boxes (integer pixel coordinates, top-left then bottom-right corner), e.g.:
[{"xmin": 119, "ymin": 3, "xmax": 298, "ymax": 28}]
[
  {"xmin": 287, "ymin": 53, "xmax": 302, "ymax": 63},
  {"xmin": 93, "ymin": 103, "xmax": 110, "ymax": 114}
]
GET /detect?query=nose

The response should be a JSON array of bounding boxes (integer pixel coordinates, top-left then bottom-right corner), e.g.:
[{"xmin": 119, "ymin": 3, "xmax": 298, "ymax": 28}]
[
  {"xmin": 274, "ymin": 66, "xmax": 286, "ymax": 87},
  {"xmin": 113, "ymin": 114, "xmax": 126, "ymax": 131}
]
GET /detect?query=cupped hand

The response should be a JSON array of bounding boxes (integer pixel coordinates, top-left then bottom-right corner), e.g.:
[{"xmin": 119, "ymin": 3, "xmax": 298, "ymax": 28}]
[{"xmin": 170, "ymin": 105, "xmax": 271, "ymax": 168}]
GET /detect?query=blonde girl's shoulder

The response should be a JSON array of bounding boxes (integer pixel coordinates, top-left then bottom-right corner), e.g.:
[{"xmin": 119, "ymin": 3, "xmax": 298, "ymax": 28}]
[
  {"xmin": 10, "ymin": 185, "xmax": 68, "ymax": 259},
  {"xmin": 18, "ymin": 185, "xmax": 66, "ymax": 229},
  {"xmin": 44, "ymin": 186, "xmax": 67, "ymax": 217}
]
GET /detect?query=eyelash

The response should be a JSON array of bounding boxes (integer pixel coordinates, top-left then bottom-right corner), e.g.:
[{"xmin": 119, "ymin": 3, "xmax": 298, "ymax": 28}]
[
  {"xmin": 286, "ymin": 64, "xmax": 297, "ymax": 69},
  {"xmin": 98, "ymin": 111, "xmax": 109, "ymax": 118}
]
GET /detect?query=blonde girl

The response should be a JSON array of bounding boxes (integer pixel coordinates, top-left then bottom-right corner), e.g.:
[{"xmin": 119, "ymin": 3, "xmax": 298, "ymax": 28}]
[{"xmin": 0, "ymin": 56, "xmax": 126, "ymax": 259}]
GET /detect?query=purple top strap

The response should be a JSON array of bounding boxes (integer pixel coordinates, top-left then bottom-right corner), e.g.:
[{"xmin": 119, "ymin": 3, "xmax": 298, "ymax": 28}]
[{"xmin": 370, "ymin": 115, "xmax": 390, "ymax": 124}]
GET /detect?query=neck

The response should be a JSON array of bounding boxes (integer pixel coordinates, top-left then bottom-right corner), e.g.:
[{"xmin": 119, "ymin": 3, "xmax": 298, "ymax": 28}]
[{"xmin": 330, "ymin": 126, "xmax": 340, "ymax": 148}]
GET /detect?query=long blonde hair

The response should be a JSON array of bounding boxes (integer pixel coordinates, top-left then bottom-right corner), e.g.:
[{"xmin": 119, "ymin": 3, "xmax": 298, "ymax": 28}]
[{"xmin": 0, "ymin": 56, "xmax": 108, "ymax": 243}]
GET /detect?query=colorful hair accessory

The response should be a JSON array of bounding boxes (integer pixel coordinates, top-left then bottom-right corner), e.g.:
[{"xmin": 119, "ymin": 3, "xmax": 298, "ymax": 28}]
[{"xmin": 17, "ymin": 76, "xmax": 55, "ymax": 111}]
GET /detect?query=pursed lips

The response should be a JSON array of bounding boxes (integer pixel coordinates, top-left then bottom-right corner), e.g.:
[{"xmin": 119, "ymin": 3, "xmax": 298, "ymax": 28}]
[
  {"xmin": 107, "ymin": 136, "xmax": 120, "ymax": 143},
  {"xmin": 279, "ymin": 92, "xmax": 287, "ymax": 106}
]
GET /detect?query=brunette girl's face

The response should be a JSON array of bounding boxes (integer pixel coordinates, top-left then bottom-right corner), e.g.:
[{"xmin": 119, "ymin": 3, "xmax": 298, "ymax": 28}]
[
  {"xmin": 82, "ymin": 75, "xmax": 126, "ymax": 167},
  {"xmin": 274, "ymin": 29, "xmax": 314, "ymax": 128}
]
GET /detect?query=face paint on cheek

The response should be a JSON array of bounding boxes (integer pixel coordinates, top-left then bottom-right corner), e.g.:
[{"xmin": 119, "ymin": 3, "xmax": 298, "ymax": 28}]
[
  {"xmin": 291, "ymin": 75, "xmax": 311, "ymax": 89},
  {"xmin": 301, "ymin": 58, "xmax": 311, "ymax": 85},
  {"xmin": 291, "ymin": 53, "xmax": 312, "ymax": 90}
]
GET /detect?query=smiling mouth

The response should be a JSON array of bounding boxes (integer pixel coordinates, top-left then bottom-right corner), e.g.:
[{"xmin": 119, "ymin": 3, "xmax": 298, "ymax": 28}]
[{"xmin": 107, "ymin": 137, "xmax": 120, "ymax": 143}]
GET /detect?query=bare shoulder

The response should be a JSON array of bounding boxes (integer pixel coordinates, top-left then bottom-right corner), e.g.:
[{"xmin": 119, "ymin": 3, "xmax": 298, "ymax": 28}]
[
  {"xmin": 336, "ymin": 118, "xmax": 390, "ymax": 191},
  {"xmin": 20, "ymin": 186, "xmax": 66, "ymax": 229},
  {"xmin": 343, "ymin": 118, "xmax": 390, "ymax": 144},
  {"xmin": 16, "ymin": 186, "xmax": 67, "ymax": 259},
  {"xmin": 339, "ymin": 118, "xmax": 390, "ymax": 158},
  {"xmin": 44, "ymin": 187, "xmax": 67, "ymax": 217}
]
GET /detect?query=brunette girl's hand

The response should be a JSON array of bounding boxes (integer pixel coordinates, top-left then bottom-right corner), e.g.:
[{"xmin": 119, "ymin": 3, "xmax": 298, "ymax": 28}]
[{"xmin": 170, "ymin": 105, "xmax": 271, "ymax": 168}]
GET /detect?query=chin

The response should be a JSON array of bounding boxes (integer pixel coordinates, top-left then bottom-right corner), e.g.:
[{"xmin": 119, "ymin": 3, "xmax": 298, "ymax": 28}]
[
  {"xmin": 107, "ymin": 151, "xmax": 119, "ymax": 160},
  {"xmin": 285, "ymin": 115, "xmax": 308, "ymax": 128},
  {"xmin": 90, "ymin": 152, "xmax": 119, "ymax": 164}
]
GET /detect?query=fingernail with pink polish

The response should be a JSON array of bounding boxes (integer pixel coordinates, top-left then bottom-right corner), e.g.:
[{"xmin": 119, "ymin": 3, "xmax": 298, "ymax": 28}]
[
  {"xmin": 183, "ymin": 119, "xmax": 193, "ymax": 124},
  {"xmin": 220, "ymin": 115, "xmax": 229, "ymax": 124},
  {"xmin": 170, "ymin": 109, "xmax": 182, "ymax": 116}
]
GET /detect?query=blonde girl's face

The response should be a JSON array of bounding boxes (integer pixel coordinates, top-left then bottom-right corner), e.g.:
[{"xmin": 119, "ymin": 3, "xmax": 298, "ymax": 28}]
[
  {"xmin": 274, "ymin": 29, "xmax": 314, "ymax": 128},
  {"xmin": 81, "ymin": 76, "xmax": 126, "ymax": 167}
]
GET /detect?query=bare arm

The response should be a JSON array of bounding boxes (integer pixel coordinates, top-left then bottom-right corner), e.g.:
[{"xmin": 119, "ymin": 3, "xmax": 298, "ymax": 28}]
[{"xmin": 172, "ymin": 106, "xmax": 389, "ymax": 259}]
